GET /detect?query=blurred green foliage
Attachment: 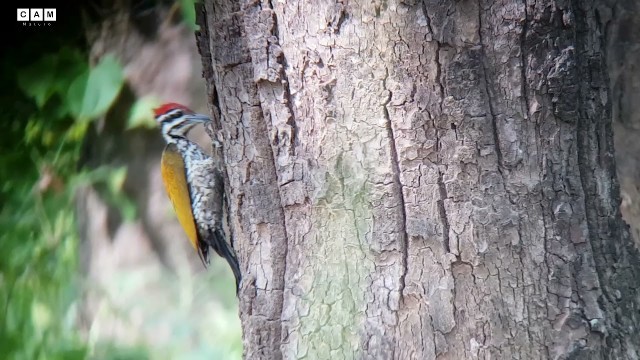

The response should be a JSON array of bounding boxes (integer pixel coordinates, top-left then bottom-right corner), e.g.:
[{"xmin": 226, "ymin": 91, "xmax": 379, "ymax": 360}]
[
  {"xmin": 127, "ymin": 95, "xmax": 162, "ymax": 130},
  {"xmin": 2, "ymin": 2, "xmax": 241, "ymax": 359},
  {"xmin": 0, "ymin": 40, "xmax": 137, "ymax": 359},
  {"xmin": 179, "ymin": 0, "xmax": 200, "ymax": 31}
]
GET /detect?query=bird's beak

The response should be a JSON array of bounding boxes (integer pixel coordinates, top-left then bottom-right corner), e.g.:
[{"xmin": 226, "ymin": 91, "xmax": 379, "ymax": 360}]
[{"xmin": 185, "ymin": 113, "xmax": 211, "ymax": 123}]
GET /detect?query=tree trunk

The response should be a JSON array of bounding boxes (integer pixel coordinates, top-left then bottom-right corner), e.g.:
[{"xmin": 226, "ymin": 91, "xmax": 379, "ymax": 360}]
[{"xmin": 196, "ymin": 0, "xmax": 640, "ymax": 359}]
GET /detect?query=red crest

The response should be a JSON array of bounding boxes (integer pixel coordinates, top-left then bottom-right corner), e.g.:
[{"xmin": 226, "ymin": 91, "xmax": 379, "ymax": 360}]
[{"xmin": 153, "ymin": 103, "xmax": 194, "ymax": 117}]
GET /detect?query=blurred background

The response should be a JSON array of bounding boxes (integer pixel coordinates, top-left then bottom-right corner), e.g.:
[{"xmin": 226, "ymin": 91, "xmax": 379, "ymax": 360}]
[
  {"xmin": 1, "ymin": 1, "xmax": 241, "ymax": 359},
  {"xmin": 1, "ymin": 1, "xmax": 639, "ymax": 359}
]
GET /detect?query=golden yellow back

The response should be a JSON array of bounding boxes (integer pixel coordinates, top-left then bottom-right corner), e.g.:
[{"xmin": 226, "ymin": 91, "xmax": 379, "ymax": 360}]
[{"xmin": 160, "ymin": 143, "xmax": 199, "ymax": 250}]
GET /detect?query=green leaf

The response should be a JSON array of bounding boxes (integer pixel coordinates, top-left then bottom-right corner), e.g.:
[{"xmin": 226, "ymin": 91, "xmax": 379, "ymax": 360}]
[
  {"xmin": 107, "ymin": 167, "xmax": 137, "ymax": 221},
  {"xmin": 17, "ymin": 48, "xmax": 88, "ymax": 110},
  {"xmin": 127, "ymin": 96, "xmax": 160, "ymax": 130},
  {"xmin": 17, "ymin": 54, "xmax": 57, "ymax": 107},
  {"xmin": 24, "ymin": 117, "xmax": 43, "ymax": 144},
  {"xmin": 76, "ymin": 54, "xmax": 125, "ymax": 122},
  {"xmin": 66, "ymin": 121, "xmax": 89, "ymax": 142},
  {"xmin": 51, "ymin": 48, "xmax": 88, "ymax": 97},
  {"xmin": 180, "ymin": 0, "xmax": 199, "ymax": 31},
  {"xmin": 66, "ymin": 70, "xmax": 89, "ymax": 119},
  {"xmin": 108, "ymin": 166, "xmax": 127, "ymax": 194},
  {"xmin": 112, "ymin": 195, "xmax": 137, "ymax": 222}
]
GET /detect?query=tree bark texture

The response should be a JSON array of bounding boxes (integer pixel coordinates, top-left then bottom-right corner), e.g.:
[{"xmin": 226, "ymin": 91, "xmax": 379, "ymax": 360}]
[{"xmin": 196, "ymin": 0, "xmax": 640, "ymax": 359}]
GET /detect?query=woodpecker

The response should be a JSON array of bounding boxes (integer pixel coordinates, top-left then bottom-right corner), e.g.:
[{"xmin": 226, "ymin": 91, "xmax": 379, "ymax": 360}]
[{"xmin": 154, "ymin": 103, "xmax": 240, "ymax": 291}]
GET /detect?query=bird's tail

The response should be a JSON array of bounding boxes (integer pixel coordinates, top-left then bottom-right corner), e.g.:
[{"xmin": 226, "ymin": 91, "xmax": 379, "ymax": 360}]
[{"xmin": 211, "ymin": 229, "xmax": 241, "ymax": 294}]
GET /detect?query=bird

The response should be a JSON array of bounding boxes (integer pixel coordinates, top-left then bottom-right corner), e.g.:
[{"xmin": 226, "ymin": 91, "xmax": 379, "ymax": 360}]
[{"xmin": 154, "ymin": 102, "xmax": 241, "ymax": 291}]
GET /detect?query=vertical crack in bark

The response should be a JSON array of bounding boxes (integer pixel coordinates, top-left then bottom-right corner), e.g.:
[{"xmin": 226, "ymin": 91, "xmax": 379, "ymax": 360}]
[
  {"xmin": 261, "ymin": 90, "xmax": 290, "ymax": 360},
  {"xmin": 271, "ymin": 153, "xmax": 291, "ymax": 294},
  {"xmin": 538, "ymin": 184, "xmax": 551, "ymax": 292},
  {"xmin": 257, "ymin": 104, "xmax": 289, "ymax": 359},
  {"xmin": 572, "ymin": 0, "xmax": 611, "ymax": 309},
  {"xmin": 437, "ymin": 170, "xmax": 451, "ymax": 253},
  {"xmin": 422, "ymin": 1, "xmax": 449, "ymax": 254},
  {"xmin": 267, "ymin": 5, "xmax": 298, "ymax": 156},
  {"xmin": 237, "ymin": 4, "xmax": 293, "ymax": 356},
  {"xmin": 477, "ymin": 1, "xmax": 506, "ymax": 181},
  {"xmin": 382, "ymin": 70, "xmax": 410, "ymax": 299},
  {"xmin": 434, "ymin": 42, "xmax": 444, "ymax": 115},
  {"xmin": 517, "ymin": 3, "xmax": 536, "ymax": 348},
  {"xmin": 259, "ymin": 6, "xmax": 292, "ymax": 328},
  {"xmin": 520, "ymin": 0, "xmax": 530, "ymax": 121},
  {"xmin": 428, "ymin": 314, "xmax": 439, "ymax": 358},
  {"xmin": 282, "ymin": 78, "xmax": 298, "ymax": 156},
  {"xmin": 421, "ymin": 1, "xmax": 445, "ymax": 115}
]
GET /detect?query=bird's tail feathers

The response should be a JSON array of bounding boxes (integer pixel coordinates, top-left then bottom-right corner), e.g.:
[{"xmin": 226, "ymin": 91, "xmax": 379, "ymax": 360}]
[{"xmin": 210, "ymin": 229, "xmax": 241, "ymax": 294}]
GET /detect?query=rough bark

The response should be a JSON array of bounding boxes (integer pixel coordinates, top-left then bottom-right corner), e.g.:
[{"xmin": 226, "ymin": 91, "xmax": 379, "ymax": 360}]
[{"xmin": 196, "ymin": 0, "xmax": 640, "ymax": 359}]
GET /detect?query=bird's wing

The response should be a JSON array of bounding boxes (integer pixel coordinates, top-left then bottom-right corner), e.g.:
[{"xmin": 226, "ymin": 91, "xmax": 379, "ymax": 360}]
[{"xmin": 161, "ymin": 143, "xmax": 200, "ymax": 251}]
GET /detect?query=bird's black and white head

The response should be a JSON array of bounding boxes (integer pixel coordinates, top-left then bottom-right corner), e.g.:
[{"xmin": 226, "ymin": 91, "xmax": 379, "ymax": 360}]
[{"xmin": 154, "ymin": 103, "xmax": 211, "ymax": 144}]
